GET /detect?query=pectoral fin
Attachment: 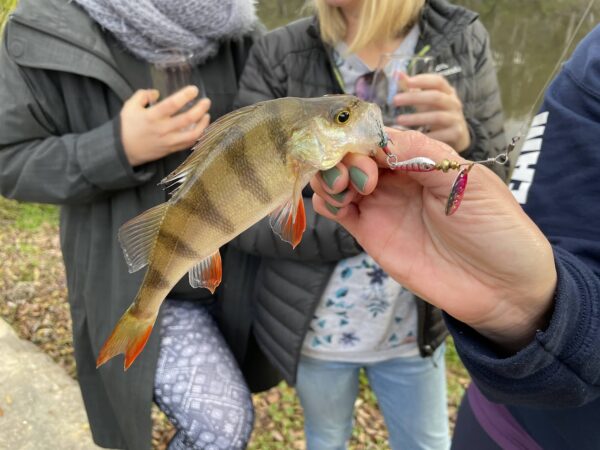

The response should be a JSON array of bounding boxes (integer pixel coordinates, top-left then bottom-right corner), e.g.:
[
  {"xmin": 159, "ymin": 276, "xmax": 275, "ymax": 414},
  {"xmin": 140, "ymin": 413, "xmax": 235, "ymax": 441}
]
[
  {"xmin": 270, "ymin": 169, "xmax": 307, "ymax": 249},
  {"xmin": 189, "ymin": 250, "xmax": 222, "ymax": 293},
  {"xmin": 118, "ymin": 203, "xmax": 168, "ymax": 273}
]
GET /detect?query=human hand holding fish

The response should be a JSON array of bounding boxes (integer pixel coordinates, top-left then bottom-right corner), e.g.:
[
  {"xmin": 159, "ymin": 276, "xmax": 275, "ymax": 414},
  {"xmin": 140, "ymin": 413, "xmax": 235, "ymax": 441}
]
[
  {"xmin": 121, "ymin": 86, "xmax": 211, "ymax": 166},
  {"xmin": 97, "ymin": 95, "xmax": 387, "ymax": 370},
  {"xmin": 393, "ymin": 72, "xmax": 471, "ymax": 152},
  {"xmin": 311, "ymin": 129, "xmax": 556, "ymax": 352}
]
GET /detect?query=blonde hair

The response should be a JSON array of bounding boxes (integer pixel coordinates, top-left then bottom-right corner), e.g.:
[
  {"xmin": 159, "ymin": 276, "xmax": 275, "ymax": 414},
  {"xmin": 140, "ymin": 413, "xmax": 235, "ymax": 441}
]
[{"xmin": 313, "ymin": 0, "xmax": 425, "ymax": 53}]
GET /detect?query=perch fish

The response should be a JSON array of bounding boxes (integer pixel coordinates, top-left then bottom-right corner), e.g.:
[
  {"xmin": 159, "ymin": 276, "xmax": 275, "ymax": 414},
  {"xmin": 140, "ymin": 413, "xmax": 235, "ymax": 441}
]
[{"xmin": 96, "ymin": 95, "xmax": 386, "ymax": 370}]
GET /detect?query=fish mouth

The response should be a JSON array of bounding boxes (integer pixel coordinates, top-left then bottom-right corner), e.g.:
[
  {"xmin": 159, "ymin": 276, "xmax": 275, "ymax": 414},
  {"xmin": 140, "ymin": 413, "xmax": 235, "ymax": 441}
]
[
  {"xmin": 377, "ymin": 126, "xmax": 391, "ymax": 157},
  {"xmin": 367, "ymin": 103, "xmax": 389, "ymax": 156},
  {"xmin": 378, "ymin": 128, "xmax": 389, "ymax": 149}
]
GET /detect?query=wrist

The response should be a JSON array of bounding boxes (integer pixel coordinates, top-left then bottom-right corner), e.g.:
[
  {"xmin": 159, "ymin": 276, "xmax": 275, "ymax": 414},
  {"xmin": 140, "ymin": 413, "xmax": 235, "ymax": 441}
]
[
  {"xmin": 121, "ymin": 130, "xmax": 144, "ymax": 168},
  {"xmin": 471, "ymin": 274, "xmax": 557, "ymax": 353}
]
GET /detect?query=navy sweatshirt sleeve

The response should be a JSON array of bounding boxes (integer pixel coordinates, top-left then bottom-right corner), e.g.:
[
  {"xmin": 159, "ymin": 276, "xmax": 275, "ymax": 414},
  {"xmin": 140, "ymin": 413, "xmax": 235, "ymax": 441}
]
[{"xmin": 446, "ymin": 24, "xmax": 600, "ymax": 408}]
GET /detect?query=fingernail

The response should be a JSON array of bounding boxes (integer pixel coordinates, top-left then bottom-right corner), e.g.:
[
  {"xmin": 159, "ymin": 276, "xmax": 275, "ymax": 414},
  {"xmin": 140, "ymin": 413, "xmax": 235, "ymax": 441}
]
[
  {"xmin": 325, "ymin": 203, "xmax": 339, "ymax": 215},
  {"xmin": 322, "ymin": 167, "xmax": 341, "ymax": 189},
  {"xmin": 349, "ymin": 167, "xmax": 368, "ymax": 192},
  {"xmin": 330, "ymin": 190, "xmax": 348, "ymax": 202}
]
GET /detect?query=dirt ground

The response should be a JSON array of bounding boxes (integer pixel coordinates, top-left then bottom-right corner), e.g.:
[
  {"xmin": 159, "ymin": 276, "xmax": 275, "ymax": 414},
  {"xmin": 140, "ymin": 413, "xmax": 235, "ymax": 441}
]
[{"xmin": 0, "ymin": 198, "xmax": 470, "ymax": 449}]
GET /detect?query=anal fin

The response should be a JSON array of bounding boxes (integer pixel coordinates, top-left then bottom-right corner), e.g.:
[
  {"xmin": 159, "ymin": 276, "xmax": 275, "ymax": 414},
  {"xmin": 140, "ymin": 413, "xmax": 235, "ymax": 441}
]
[{"xmin": 189, "ymin": 250, "xmax": 222, "ymax": 293}]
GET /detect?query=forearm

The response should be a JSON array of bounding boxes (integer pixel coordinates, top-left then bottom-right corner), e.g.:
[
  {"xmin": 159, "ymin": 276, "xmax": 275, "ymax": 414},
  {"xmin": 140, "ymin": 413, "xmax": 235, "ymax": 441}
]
[
  {"xmin": 0, "ymin": 118, "xmax": 156, "ymax": 205},
  {"xmin": 447, "ymin": 246, "xmax": 600, "ymax": 407}
]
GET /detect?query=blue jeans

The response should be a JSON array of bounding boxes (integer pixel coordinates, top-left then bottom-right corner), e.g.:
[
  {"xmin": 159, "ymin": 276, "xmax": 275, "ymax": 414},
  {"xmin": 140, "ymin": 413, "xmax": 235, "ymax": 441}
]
[{"xmin": 296, "ymin": 344, "xmax": 449, "ymax": 450}]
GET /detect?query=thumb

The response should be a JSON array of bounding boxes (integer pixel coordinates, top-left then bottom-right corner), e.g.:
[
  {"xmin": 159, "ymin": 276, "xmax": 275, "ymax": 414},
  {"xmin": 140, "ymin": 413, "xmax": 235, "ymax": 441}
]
[
  {"xmin": 386, "ymin": 128, "xmax": 459, "ymax": 164},
  {"xmin": 385, "ymin": 129, "xmax": 512, "ymax": 217},
  {"xmin": 385, "ymin": 129, "xmax": 471, "ymax": 189},
  {"xmin": 128, "ymin": 89, "xmax": 160, "ymax": 108}
]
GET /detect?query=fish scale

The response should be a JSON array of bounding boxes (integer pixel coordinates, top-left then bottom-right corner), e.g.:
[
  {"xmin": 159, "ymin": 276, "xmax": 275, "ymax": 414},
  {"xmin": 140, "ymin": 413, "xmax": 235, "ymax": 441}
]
[{"xmin": 96, "ymin": 95, "xmax": 386, "ymax": 370}]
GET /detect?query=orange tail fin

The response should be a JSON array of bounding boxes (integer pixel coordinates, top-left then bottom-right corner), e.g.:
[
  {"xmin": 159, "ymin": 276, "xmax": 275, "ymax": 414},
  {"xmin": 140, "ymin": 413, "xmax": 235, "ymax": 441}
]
[{"xmin": 96, "ymin": 305, "xmax": 156, "ymax": 370}]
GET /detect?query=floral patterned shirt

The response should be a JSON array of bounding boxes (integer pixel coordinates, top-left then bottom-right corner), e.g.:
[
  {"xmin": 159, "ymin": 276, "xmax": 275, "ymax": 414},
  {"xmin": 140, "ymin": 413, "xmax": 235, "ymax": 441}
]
[
  {"xmin": 302, "ymin": 35, "xmax": 421, "ymax": 363},
  {"xmin": 302, "ymin": 254, "xmax": 419, "ymax": 362}
]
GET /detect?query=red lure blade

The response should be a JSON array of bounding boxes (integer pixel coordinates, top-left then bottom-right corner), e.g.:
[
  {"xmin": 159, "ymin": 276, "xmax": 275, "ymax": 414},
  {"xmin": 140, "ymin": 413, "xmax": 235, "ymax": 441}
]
[{"xmin": 445, "ymin": 166, "xmax": 471, "ymax": 215}]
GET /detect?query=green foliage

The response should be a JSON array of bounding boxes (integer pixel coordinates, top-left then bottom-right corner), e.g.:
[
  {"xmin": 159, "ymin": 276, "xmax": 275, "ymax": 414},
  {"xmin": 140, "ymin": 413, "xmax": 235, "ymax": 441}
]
[
  {"xmin": 256, "ymin": 0, "xmax": 307, "ymax": 30},
  {"xmin": 445, "ymin": 339, "xmax": 470, "ymax": 418},
  {"xmin": 0, "ymin": 196, "xmax": 59, "ymax": 231},
  {"xmin": 1, "ymin": 0, "xmax": 18, "ymax": 28}
]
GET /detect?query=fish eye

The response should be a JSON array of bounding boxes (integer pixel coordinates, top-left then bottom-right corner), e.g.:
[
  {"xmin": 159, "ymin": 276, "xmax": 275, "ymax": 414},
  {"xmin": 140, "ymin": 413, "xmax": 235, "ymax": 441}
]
[{"xmin": 335, "ymin": 110, "xmax": 351, "ymax": 124}]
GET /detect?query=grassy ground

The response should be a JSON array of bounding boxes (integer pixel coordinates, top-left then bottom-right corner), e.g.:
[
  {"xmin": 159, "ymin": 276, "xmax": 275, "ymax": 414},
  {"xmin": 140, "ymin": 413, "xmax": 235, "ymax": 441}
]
[
  {"xmin": 0, "ymin": 197, "xmax": 470, "ymax": 449},
  {"xmin": 0, "ymin": 1, "xmax": 470, "ymax": 445}
]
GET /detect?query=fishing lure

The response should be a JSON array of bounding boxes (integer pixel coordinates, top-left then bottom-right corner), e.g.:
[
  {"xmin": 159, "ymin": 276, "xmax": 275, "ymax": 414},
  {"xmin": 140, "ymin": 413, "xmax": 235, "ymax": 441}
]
[
  {"xmin": 376, "ymin": 0, "xmax": 595, "ymax": 216},
  {"xmin": 381, "ymin": 136, "xmax": 518, "ymax": 215}
]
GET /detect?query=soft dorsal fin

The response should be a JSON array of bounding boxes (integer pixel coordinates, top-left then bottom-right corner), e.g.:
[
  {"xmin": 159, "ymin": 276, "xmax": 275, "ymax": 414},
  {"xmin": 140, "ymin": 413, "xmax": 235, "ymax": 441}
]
[
  {"xmin": 269, "ymin": 167, "xmax": 307, "ymax": 248},
  {"xmin": 160, "ymin": 104, "xmax": 261, "ymax": 197},
  {"xmin": 118, "ymin": 203, "xmax": 168, "ymax": 273},
  {"xmin": 188, "ymin": 250, "xmax": 222, "ymax": 294}
]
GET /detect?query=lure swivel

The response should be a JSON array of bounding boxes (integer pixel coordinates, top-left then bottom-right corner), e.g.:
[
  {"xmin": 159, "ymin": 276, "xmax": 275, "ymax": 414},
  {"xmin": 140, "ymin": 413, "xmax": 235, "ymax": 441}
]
[{"xmin": 380, "ymin": 135, "xmax": 519, "ymax": 215}]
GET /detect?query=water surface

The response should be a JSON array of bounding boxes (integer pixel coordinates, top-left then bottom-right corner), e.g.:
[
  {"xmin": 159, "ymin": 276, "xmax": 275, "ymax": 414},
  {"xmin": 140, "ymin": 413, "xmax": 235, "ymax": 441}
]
[{"xmin": 257, "ymin": 0, "xmax": 599, "ymax": 140}]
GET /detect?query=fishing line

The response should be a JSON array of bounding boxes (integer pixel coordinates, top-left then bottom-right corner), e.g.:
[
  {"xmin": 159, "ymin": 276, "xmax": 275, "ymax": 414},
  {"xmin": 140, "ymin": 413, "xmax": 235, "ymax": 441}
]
[{"xmin": 384, "ymin": 0, "xmax": 598, "ymax": 215}]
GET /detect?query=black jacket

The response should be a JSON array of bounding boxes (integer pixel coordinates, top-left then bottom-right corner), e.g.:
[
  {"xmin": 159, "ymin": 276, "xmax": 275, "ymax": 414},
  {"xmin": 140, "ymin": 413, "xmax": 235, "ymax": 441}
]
[
  {"xmin": 0, "ymin": 0, "xmax": 255, "ymax": 448},
  {"xmin": 223, "ymin": 0, "xmax": 507, "ymax": 385}
]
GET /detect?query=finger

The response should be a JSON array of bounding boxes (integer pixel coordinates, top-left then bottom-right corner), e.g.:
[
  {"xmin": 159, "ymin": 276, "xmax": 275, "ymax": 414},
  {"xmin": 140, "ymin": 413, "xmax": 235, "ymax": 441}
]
[
  {"xmin": 166, "ymin": 114, "xmax": 211, "ymax": 151},
  {"xmin": 161, "ymin": 98, "xmax": 211, "ymax": 134},
  {"xmin": 386, "ymin": 128, "xmax": 458, "ymax": 160},
  {"xmin": 383, "ymin": 129, "xmax": 467, "ymax": 189},
  {"xmin": 149, "ymin": 85, "xmax": 200, "ymax": 119},
  {"xmin": 312, "ymin": 192, "xmax": 359, "ymax": 227},
  {"xmin": 394, "ymin": 90, "xmax": 460, "ymax": 111},
  {"xmin": 310, "ymin": 170, "xmax": 358, "ymax": 207},
  {"xmin": 326, "ymin": 188, "xmax": 358, "ymax": 207},
  {"xmin": 342, "ymin": 153, "xmax": 379, "ymax": 194},
  {"xmin": 400, "ymin": 72, "xmax": 454, "ymax": 94},
  {"xmin": 317, "ymin": 162, "xmax": 350, "ymax": 195},
  {"xmin": 425, "ymin": 128, "xmax": 459, "ymax": 144},
  {"xmin": 396, "ymin": 111, "xmax": 456, "ymax": 129},
  {"xmin": 127, "ymin": 89, "xmax": 160, "ymax": 108}
]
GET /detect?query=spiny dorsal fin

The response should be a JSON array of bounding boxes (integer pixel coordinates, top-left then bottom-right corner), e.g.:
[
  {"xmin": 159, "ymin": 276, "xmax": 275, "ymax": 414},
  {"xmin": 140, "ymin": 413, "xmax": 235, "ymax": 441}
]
[
  {"xmin": 189, "ymin": 250, "xmax": 222, "ymax": 294},
  {"xmin": 118, "ymin": 203, "xmax": 168, "ymax": 273},
  {"xmin": 160, "ymin": 104, "xmax": 261, "ymax": 197}
]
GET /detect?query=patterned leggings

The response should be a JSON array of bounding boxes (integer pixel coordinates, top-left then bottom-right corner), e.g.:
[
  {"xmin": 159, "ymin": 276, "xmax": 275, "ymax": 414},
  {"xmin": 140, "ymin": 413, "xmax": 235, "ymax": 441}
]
[{"xmin": 154, "ymin": 300, "xmax": 254, "ymax": 450}]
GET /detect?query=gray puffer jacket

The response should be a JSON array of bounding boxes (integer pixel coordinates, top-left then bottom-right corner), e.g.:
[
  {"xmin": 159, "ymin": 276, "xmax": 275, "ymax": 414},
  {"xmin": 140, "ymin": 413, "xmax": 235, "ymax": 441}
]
[{"xmin": 222, "ymin": 0, "xmax": 507, "ymax": 384}]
